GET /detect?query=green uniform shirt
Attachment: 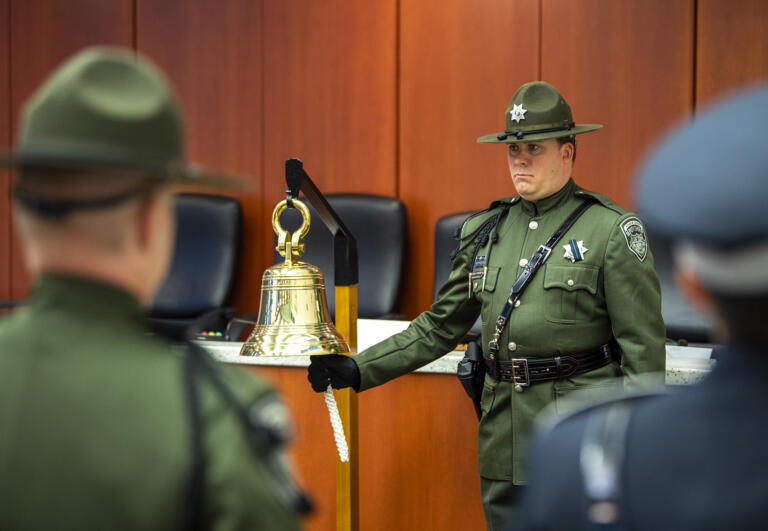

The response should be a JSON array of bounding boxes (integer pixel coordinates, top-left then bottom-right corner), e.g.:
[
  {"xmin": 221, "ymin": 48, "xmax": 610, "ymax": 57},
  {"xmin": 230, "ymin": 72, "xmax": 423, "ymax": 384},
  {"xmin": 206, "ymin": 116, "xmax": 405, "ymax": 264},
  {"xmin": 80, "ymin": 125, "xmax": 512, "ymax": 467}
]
[
  {"xmin": 355, "ymin": 179, "xmax": 665, "ymax": 484},
  {"xmin": 0, "ymin": 275, "xmax": 300, "ymax": 530}
]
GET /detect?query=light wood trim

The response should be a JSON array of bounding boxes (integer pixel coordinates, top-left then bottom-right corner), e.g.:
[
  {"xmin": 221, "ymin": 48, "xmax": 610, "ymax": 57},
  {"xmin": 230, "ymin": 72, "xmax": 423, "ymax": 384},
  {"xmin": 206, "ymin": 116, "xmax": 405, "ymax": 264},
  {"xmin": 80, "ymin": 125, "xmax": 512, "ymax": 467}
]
[{"xmin": 334, "ymin": 285, "xmax": 359, "ymax": 530}]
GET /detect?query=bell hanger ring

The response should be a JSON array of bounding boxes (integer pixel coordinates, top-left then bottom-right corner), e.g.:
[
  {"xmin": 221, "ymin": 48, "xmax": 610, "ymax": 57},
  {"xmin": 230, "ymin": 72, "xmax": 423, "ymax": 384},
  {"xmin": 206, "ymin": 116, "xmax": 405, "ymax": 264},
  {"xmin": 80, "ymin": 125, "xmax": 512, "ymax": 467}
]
[{"xmin": 272, "ymin": 198, "xmax": 311, "ymax": 265}]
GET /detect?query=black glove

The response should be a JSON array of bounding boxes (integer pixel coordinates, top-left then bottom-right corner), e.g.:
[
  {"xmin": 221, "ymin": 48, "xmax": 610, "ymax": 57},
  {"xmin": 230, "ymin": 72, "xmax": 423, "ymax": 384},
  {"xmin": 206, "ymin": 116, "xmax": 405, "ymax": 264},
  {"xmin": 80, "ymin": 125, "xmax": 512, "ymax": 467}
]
[{"xmin": 307, "ymin": 354, "xmax": 360, "ymax": 392}]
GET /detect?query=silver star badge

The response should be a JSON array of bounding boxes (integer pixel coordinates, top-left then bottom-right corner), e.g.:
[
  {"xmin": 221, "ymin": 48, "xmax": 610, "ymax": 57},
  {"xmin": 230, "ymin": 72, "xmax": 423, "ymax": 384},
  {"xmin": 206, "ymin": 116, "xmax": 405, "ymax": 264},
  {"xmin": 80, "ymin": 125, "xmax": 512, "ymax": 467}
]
[
  {"xmin": 563, "ymin": 240, "xmax": 588, "ymax": 262},
  {"xmin": 509, "ymin": 104, "xmax": 527, "ymax": 123}
]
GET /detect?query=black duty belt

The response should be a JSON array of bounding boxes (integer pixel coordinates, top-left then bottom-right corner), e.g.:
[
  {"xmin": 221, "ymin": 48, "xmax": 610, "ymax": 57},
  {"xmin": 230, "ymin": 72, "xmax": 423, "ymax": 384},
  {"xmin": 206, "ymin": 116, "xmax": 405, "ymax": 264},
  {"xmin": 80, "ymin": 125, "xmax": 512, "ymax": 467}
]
[{"xmin": 484, "ymin": 343, "xmax": 616, "ymax": 391}]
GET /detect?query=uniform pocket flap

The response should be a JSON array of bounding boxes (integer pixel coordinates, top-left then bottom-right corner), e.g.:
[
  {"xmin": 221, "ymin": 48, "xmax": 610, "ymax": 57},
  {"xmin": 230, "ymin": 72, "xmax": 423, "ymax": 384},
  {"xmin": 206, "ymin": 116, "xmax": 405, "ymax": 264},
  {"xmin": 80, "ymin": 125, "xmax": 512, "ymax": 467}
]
[
  {"xmin": 471, "ymin": 266, "xmax": 500, "ymax": 293},
  {"xmin": 543, "ymin": 264, "xmax": 599, "ymax": 295},
  {"xmin": 484, "ymin": 266, "xmax": 500, "ymax": 292}
]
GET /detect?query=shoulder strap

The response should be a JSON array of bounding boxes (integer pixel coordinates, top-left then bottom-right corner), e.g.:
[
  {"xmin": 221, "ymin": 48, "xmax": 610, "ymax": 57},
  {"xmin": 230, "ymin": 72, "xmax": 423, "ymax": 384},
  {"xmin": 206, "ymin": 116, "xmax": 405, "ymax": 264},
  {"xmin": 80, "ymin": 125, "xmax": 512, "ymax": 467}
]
[
  {"xmin": 183, "ymin": 344, "xmax": 206, "ymax": 531},
  {"xmin": 182, "ymin": 343, "xmax": 312, "ymax": 530},
  {"xmin": 488, "ymin": 198, "xmax": 595, "ymax": 358}
]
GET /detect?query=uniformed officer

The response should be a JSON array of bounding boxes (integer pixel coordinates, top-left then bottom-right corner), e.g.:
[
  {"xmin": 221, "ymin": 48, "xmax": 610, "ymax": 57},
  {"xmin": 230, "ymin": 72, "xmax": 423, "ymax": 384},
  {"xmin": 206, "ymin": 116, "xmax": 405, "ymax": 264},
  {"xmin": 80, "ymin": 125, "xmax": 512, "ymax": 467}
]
[
  {"xmin": 308, "ymin": 81, "xmax": 665, "ymax": 530},
  {"xmin": 515, "ymin": 84, "xmax": 768, "ymax": 531},
  {"xmin": 0, "ymin": 47, "xmax": 302, "ymax": 530}
]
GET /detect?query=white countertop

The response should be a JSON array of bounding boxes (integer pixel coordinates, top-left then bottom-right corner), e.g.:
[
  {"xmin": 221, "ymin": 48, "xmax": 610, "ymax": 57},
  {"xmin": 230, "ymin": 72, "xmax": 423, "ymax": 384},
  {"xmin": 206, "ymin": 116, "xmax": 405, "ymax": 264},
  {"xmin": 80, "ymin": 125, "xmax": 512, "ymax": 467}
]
[{"xmin": 201, "ymin": 319, "xmax": 715, "ymax": 386}]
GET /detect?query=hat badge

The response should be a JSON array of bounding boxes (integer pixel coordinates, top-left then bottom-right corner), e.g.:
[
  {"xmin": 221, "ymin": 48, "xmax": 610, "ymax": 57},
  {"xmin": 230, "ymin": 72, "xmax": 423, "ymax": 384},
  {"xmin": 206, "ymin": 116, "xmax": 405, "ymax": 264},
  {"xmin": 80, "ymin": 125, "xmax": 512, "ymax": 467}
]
[{"xmin": 509, "ymin": 104, "xmax": 527, "ymax": 123}]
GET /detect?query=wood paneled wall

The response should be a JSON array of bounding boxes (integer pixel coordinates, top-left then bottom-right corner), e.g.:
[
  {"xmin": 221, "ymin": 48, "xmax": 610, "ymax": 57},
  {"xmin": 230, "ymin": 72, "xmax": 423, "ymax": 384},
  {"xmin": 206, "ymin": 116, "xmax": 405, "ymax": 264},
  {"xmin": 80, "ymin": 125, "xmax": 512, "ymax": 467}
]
[
  {"xmin": 697, "ymin": 0, "xmax": 768, "ymax": 106},
  {"xmin": 0, "ymin": 0, "xmax": 768, "ymax": 317},
  {"xmin": 541, "ymin": 0, "xmax": 695, "ymax": 210},
  {"xmin": 2, "ymin": 0, "xmax": 768, "ymax": 527},
  {"xmin": 0, "ymin": 0, "xmax": 9, "ymax": 305},
  {"xmin": 6, "ymin": 0, "xmax": 134, "ymax": 299},
  {"xmin": 259, "ymin": 0, "xmax": 398, "ymax": 315},
  {"xmin": 399, "ymin": 0, "xmax": 540, "ymax": 317},
  {"xmin": 135, "ymin": 0, "xmax": 266, "ymax": 315},
  {"xmin": 4, "ymin": 0, "xmax": 767, "ymax": 318}
]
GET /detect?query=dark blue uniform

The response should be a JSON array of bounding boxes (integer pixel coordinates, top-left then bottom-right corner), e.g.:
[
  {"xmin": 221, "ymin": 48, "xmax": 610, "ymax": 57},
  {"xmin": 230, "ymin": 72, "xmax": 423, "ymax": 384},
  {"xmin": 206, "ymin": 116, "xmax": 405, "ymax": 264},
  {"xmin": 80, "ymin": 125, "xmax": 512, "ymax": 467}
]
[{"xmin": 517, "ymin": 345, "xmax": 768, "ymax": 530}]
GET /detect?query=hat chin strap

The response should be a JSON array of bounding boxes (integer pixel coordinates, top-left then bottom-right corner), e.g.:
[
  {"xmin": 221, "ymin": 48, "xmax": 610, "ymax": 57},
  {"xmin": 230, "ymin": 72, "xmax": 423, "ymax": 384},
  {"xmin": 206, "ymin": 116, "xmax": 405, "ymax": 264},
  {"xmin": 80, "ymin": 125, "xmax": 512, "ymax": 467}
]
[{"xmin": 497, "ymin": 122, "xmax": 575, "ymax": 141}]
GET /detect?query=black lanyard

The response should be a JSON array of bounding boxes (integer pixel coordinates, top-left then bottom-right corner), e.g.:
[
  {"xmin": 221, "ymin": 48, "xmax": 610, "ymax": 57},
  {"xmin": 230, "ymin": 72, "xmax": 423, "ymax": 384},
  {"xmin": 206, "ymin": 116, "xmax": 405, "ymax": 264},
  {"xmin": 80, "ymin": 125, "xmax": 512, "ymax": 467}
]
[
  {"xmin": 487, "ymin": 198, "xmax": 595, "ymax": 360},
  {"xmin": 182, "ymin": 343, "xmax": 312, "ymax": 529}
]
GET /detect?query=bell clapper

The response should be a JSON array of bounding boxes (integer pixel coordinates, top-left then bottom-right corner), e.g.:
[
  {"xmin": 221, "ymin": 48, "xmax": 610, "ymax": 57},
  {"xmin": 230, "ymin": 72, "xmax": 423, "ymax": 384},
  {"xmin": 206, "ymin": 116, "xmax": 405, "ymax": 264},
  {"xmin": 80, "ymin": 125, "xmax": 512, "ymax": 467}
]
[{"xmin": 323, "ymin": 385, "xmax": 349, "ymax": 462}]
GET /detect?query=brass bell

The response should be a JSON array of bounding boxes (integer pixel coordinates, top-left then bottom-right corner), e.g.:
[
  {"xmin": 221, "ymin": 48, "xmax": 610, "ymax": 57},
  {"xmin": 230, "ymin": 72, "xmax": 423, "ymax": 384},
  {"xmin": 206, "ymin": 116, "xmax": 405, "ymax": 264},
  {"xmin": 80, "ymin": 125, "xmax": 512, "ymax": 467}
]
[{"xmin": 240, "ymin": 199, "xmax": 350, "ymax": 357}]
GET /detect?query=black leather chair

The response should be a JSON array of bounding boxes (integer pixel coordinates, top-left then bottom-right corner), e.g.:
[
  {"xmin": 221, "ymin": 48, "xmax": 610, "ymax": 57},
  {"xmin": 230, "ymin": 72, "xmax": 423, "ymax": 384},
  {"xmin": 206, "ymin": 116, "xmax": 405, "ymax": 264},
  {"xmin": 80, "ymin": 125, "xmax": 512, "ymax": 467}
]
[
  {"xmin": 434, "ymin": 210, "xmax": 482, "ymax": 337},
  {"xmin": 150, "ymin": 193, "xmax": 242, "ymax": 338},
  {"xmin": 647, "ymin": 229, "xmax": 714, "ymax": 344},
  {"xmin": 274, "ymin": 193, "xmax": 407, "ymax": 319}
]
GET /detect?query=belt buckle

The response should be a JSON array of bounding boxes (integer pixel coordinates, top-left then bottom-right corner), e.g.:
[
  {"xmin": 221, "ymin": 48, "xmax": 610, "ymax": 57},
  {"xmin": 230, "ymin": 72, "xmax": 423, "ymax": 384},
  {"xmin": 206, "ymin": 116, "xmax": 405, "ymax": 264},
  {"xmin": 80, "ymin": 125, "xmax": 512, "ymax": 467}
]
[
  {"xmin": 511, "ymin": 358, "xmax": 530, "ymax": 393},
  {"xmin": 537, "ymin": 244, "xmax": 552, "ymax": 261}
]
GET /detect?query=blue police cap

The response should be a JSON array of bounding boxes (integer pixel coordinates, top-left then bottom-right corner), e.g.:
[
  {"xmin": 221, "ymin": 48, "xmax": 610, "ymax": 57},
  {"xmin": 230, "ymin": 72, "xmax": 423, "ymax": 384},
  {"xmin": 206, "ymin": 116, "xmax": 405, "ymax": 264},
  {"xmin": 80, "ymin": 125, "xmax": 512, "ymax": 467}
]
[{"xmin": 636, "ymin": 84, "xmax": 768, "ymax": 248}]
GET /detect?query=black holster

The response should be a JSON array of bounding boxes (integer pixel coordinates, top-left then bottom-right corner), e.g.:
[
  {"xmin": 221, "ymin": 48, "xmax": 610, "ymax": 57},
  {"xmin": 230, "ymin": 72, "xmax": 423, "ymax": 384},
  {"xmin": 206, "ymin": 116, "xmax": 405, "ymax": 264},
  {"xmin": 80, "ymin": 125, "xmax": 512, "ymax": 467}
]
[{"xmin": 457, "ymin": 340, "xmax": 485, "ymax": 420}]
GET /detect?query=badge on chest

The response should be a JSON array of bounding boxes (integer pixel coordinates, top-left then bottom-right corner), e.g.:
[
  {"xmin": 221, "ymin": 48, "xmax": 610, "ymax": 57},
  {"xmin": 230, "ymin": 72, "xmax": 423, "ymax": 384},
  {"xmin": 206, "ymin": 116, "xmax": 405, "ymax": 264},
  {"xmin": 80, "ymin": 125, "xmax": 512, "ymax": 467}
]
[{"xmin": 563, "ymin": 238, "xmax": 588, "ymax": 262}]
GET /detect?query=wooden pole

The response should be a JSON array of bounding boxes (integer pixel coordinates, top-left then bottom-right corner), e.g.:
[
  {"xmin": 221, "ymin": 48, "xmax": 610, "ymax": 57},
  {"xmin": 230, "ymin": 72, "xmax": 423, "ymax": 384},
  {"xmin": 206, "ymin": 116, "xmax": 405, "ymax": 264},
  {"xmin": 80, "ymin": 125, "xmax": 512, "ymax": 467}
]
[{"xmin": 334, "ymin": 285, "xmax": 359, "ymax": 531}]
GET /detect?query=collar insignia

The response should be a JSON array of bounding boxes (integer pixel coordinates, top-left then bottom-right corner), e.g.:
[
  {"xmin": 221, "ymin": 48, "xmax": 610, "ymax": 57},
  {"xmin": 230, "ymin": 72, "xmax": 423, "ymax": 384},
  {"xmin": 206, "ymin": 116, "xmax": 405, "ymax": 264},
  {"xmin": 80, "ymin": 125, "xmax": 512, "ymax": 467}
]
[
  {"xmin": 509, "ymin": 104, "xmax": 527, "ymax": 123},
  {"xmin": 563, "ymin": 239, "xmax": 588, "ymax": 262}
]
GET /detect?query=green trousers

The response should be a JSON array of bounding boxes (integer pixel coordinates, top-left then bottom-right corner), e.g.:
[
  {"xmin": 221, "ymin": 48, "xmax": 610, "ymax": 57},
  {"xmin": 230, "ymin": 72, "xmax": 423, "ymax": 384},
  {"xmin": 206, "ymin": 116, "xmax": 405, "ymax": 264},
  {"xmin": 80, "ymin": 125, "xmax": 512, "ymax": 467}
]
[{"xmin": 480, "ymin": 477, "xmax": 525, "ymax": 531}]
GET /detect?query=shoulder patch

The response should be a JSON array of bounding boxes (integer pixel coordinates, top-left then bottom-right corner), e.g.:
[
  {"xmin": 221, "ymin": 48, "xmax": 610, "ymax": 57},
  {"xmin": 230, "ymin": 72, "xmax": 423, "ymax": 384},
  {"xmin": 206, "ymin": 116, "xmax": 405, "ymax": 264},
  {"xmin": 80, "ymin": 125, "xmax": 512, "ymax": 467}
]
[{"xmin": 619, "ymin": 216, "xmax": 648, "ymax": 262}]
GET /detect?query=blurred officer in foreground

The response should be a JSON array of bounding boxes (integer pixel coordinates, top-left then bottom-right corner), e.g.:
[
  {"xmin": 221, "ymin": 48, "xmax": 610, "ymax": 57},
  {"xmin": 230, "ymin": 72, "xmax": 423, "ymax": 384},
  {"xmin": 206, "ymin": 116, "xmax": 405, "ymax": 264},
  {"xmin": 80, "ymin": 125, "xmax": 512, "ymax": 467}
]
[
  {"xmin": 0, "ymin": 47, "xmax": 303, "ymax": 530},
  {"xmin": 515, "ymin": 85, "xmax": 768, "ymax": 530},
  {"xmin": 308, "ymin": 81, "xmax": 665, "ymax": 529}
]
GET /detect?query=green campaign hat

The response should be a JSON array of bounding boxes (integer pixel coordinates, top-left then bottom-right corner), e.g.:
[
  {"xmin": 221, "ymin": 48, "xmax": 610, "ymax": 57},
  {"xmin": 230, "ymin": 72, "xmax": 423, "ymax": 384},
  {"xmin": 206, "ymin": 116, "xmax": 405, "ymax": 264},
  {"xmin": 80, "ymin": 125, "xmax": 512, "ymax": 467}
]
[
  {"xmin": 1, "ymin": 46, "xmax": 241, "ymax": 188},
  {"xmin": 477, "ymin": 81, "xmax": 603, "ymax": 144}
]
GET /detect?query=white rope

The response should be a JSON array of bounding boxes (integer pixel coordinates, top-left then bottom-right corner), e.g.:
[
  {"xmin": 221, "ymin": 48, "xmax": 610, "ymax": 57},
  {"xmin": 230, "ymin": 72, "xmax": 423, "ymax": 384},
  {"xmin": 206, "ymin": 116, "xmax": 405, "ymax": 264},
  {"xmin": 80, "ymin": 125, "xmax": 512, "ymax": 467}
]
[{"xmin": 323, "ymin": 385, "xmax": 349, "ymax": 462}]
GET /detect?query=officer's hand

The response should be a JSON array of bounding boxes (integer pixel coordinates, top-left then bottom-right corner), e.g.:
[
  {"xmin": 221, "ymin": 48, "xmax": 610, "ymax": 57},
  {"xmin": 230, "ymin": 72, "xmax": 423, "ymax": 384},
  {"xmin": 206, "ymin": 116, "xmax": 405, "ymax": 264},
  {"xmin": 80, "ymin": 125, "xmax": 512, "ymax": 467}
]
[{"xmin": 307, "ymin": 354, "xmax": 360, "ymax": 392}]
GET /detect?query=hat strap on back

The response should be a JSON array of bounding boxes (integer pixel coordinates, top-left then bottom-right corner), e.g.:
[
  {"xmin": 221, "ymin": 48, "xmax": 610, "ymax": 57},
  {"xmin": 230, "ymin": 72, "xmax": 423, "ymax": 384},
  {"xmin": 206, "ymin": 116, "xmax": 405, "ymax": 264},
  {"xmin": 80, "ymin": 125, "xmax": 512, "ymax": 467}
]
[{"xmin": 13, "ymin": 186, "xmax": 150, "ymax": 218}]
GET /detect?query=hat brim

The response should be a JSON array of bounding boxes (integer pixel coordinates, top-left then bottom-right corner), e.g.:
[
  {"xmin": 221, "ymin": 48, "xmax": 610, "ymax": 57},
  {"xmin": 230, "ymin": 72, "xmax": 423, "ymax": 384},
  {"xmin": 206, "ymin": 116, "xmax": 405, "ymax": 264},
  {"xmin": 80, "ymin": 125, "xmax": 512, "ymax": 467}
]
[
  {"xmin": 477, "ymin": 123, "xmax": 603, "ymax": 144},
  {"xmin": 0, "ymin": 145, "xmax": 245, "ymax": 190}
]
